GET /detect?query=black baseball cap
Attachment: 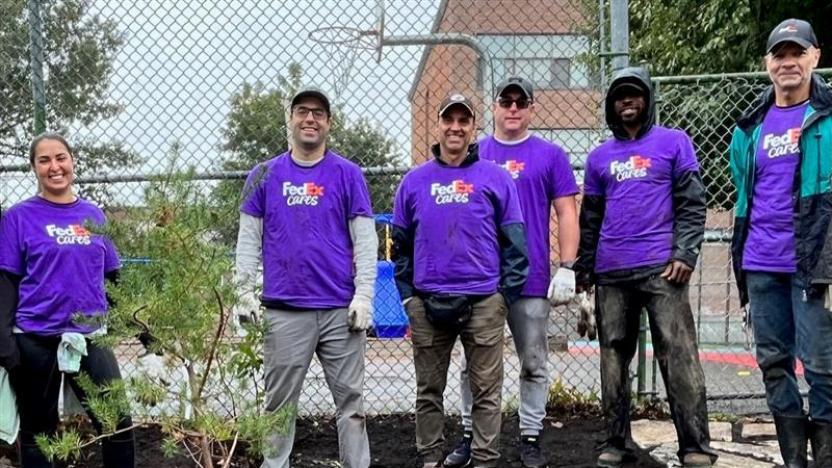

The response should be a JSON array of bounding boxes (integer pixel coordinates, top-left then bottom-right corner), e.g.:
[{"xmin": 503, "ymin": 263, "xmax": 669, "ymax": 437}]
[
  {"xmin": 766, "ymin": 19, "xmax": 818, "ymax": 54},
  {"xmin": 494, "ymin": 76, "xmax": 534, "ymax": 101},
  {"xmin": 438, "ymin": 93, "xmax": 475, "ymax": 118},
  {"xmin": 290, "ymin": 86, "xmax": 331, "ymax": 116},
  {"xmin": 609, "ymin": 80, "xmax": 647, "ymax": 100}
]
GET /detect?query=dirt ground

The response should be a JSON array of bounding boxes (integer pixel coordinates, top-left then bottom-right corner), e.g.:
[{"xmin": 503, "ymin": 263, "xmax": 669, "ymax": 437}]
[{"xmin": 0, "ymin": 413, "xmax": 662, "ymax": 467}]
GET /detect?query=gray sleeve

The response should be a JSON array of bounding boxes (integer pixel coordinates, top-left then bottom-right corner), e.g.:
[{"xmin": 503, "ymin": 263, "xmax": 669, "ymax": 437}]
[
  {"xmin": 349, "ymin": 216, "xmax": 378, "ymax": 303},
  {"xmin": 234, "ymin": 212, "xmax": 263, "ymax": 293}
]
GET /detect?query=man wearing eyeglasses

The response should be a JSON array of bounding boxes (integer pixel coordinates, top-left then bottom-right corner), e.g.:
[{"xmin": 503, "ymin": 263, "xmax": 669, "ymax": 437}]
[
  {"xmin": 234, "ymin": 87, "xmax": 377, "ymax": 468},
  {"xmin": 443, "ymin": 77, "xmax": 579, "ymax": 468}
]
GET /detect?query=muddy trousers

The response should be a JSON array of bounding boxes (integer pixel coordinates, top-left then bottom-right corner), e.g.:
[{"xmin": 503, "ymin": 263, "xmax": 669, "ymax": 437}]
[
  {"xmin": 407, "ymin": 294, "xmax": 507, "ymax": 468},
  {"xmin": 10, "ymin": 333, "xmax": 135, "ymax": 468},
  {"xmin": 458, "ymin": 298, "xmax": 550, "ymax": 436},
  {"xmin": 261, "ymin": 308, "xmax": 370, "ymax": 468},
  {"xmin": 596, "ymin": 275, "xmax": 716, "ymax": 462}
]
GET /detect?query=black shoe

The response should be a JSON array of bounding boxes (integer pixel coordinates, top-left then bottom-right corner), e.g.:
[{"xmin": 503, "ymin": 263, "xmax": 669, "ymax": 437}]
[
  {"xmin": 19, "ymin": 442, "xmax": 55, "ymax": 468},
  {"xmin": 810, "ymin": 419, "xmax": 832, "ymax": 467},
  {"xmin": 443, "ymin": 432, "xmax": 473, "ymax": 468},
  {"xmin": 773, "ymin": 414, "xmax": 808, "ymax": 468},
  {"xmin": 520, "ymin": 435, "xmax": 548, "ymax": 468}
]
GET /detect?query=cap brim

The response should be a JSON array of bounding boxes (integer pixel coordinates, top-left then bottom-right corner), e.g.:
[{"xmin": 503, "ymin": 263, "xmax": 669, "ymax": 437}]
[
  {"xmin": 768, "ymin": 37, "xmax": 813, "ymax": 53},
  {"xmin": 610, "ymin": 82, "xmax": 646, "ymax": 98},
  {"xmin": 496, "ymin": 83, "xmax": 531, "ymax": 100},
  {"xmin": 438, "ymin": 102, "xmax": 474, "ymax": 117}
]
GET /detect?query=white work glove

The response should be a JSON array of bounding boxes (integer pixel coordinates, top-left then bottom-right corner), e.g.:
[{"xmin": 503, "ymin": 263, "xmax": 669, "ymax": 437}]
[
  {"xmin": 348, "ymin": 296, "xmax": 373, "ymax": 332},
  {"xmin": 235, "ymin": 290, "xmax": 261, "ymax": 327},
  {"xmin": 576, "ymin": 291, "xmax": 596, "ymax": 340},
  {"xmin": 547, "ymin": 267, "xmax": 576, "ymax": 306}
]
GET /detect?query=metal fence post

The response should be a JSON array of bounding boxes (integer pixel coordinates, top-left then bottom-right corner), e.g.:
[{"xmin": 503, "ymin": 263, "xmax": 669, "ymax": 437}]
[
  {"xmin": 609, "ymin": 0, "xmax": 629, "ymax": 71},
  {"xmin": 27, "ymin": 0, "xmax": 46, "ymax": 134}
]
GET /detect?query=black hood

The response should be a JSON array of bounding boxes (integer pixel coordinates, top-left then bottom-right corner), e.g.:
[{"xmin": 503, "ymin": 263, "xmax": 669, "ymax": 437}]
[
  {"xmin": 431, "ymin": 142, "xmax": 479, "ymax": 167},
  {"xmin": 737, "ymin": 73, "xmax": 832, "ymax": 131},
  {"xmin": 605, "ymin": 67, "xmax": 656, "ymax": 141}
]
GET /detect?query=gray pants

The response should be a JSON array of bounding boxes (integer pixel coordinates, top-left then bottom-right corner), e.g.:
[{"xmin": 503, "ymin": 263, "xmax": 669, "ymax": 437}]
[
  {"xmin": 261, "ymin": 308, "xmax": 370, "ymax": 468},
  {"xmin": 458, "ymin": 298, "xmax": 550, "ymax": 435}
]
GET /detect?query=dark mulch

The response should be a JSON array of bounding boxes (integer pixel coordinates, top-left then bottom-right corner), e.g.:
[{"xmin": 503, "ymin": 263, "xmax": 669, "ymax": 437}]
[{"xmin": 0, "ymin": 413, "xmax": 663, "ymax": 467}]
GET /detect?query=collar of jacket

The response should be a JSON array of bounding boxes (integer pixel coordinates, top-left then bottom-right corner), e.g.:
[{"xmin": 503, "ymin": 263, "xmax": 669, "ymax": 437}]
[
  {"xmin": 737, "ymin": 73, "xmax": 832, "ymax": 131},
  {"xmin": 431, "ymin": 142, "xmax": 479, "ymax": 167}
]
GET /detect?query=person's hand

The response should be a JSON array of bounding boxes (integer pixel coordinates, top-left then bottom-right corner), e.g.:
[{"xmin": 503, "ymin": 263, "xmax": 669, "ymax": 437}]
[
  {"xmin": 661, "ymin": 260, "xmax": 693, "ymax": 284},
  {"xmin": 348, "ymin": 296, "xmax": 373, "ymax": 332},
  {"xmin": 235, "ymin": 290, "xmax": 261, "ymax": 326},
  {"xmin": 547, "ymin": 268, "xmax": 576, "ymax": 306},
  {"xmin": 576, "ymin": 292, "xmax": 596, "ymax": 340}
]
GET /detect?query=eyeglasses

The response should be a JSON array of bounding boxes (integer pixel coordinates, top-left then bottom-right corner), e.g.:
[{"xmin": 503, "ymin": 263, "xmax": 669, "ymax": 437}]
[
  {"xmin": 496, "ymin": 98, "xmax": 531, "ymax": 109},
  {"xmin": 293, "ymin": 106, "xmax": 328, "ymax": 119}
]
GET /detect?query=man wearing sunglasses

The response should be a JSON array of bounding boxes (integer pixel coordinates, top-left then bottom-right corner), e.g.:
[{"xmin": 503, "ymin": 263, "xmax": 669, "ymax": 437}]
[
  {"xmin": 443, "ymin": 77, "xmax": 579, "ymax": 468},
  {"xmin": 234, "ymin": 87, "xmax": 377, "ymax": 468},
  {"xmin": 575, "ymin": 67, "xmax": 716, "ymax": 467}
]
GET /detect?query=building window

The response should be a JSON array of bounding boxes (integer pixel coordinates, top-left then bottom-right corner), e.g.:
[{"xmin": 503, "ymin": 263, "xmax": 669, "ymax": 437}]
[{"xmin": 503, "ymin": 58, "xmax": 572, "ymax": 89}]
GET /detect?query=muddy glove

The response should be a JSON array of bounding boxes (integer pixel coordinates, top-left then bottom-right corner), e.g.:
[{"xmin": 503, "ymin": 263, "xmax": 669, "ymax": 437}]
[
  {"xmin": 825, "ymin": 286, "xmax": 832, "ymax": 311},
  {"xmin": 576, "ymin": 291, "xmax": 597, "ymax": 340},
  {"xmin": 347, "ymin": 296, "xmax": 372, "ymax": 332},
  {"xmin": 547, "ymin": 267, "xmax": 576, "ymax": 306},
  {"xmin": 236, "ymin": 290, "xmax": 261, "ymax": 326}
]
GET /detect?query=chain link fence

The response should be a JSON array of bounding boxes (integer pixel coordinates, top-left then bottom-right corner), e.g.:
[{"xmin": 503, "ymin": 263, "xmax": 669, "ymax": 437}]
[{"xmin": 1, "ymin": 0, "xmax": 829, "ymax": 419}]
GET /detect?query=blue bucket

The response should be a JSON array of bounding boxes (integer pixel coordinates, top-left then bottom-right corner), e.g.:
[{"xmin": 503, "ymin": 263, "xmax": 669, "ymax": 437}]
[{"xmin": 373, "ymin": 260, "xmax": 409, "ymax": 338}]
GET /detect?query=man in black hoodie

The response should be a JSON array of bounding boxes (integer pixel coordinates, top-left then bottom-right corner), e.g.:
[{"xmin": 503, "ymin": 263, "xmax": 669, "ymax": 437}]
[{"xmin": 575, "ymin": 67, "xmax": 716, "ymax": 467}]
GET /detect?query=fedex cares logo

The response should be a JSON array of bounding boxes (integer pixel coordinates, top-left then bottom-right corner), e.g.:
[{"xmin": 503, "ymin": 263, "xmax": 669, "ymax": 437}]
[
  {"xmin": 430, "ymin": 179, "xmax": 474, "ymax": 204},
  {"xmin": 46, "ymin": 224, "xmax": 92, "ymax": 245},
  {"xmin": 763, "ymin": 128, "xmax": 801, "ymax": 158},
  {"xmin": 610, "ymin": 155, "xmax": 652, "ymax": 182},
  {"xmin": 500, "ymin": 160, "xmax": 525, "ymax": 179},
  {"xmin": 282, "ymin": 181, "xmax": 324, "ymax": 206}
]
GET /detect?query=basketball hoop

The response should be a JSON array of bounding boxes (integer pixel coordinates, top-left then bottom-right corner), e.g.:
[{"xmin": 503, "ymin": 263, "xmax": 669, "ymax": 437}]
[{"xmin": 308, "ymin": 0, "xmax": 385, "ymax": 99}]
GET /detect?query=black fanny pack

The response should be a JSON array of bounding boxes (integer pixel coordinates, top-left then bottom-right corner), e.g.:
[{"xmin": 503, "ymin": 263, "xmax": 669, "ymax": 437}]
[{"xmin": 423, "ymin": 294, "xmax": 473, "ymax": 330}]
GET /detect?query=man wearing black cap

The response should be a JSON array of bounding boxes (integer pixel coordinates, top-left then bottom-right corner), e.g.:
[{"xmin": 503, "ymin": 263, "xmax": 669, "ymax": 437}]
[
  {"xmin": 392, "ymin": 93, "xmax": 528, "ymax": 468},
  {"xmin": 443, "ymin": 76, "xmax": 579, "ymax": 468},
  {"xmin": 730, "ymin": 18, "xmax": 832, "ymax": 467},
  {"xmin": 234, "ymin": 87, "xmax": 377, "ymax": 467},
  {"xmin": 574, "ymin": 67, "xmax": 716, "ymax": 467}
]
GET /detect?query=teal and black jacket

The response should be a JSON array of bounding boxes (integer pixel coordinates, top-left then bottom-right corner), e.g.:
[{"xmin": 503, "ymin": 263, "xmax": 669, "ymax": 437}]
[{"xmin": 729, "ymin": 73, "xmax": 832, "ymax": 306}]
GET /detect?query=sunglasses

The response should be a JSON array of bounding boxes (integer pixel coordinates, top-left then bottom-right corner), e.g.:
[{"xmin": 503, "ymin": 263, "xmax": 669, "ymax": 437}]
[{"xmin": 496, "ymin": 98, "xmax": 531, "ymax": 109}]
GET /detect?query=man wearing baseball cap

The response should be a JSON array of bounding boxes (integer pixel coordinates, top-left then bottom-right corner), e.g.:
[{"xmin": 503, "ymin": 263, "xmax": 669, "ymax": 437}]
[
  {"xmin": 444, "ymin": 76, "xmax": 580, "ymax": 468},
  {"xmin": 234, "ymin": 86, "xmax": 377, "ymax": 467},
  {"xmin": 575, "ymin": 66, "xmax": 716, "ymax": 467},
  {"xmin": 730, "ymin": 18, "xmax": 832, "ymax": 467},
  {"xmin": 392, "ymin": 92, "xmax": 528, "ymax": 468}
]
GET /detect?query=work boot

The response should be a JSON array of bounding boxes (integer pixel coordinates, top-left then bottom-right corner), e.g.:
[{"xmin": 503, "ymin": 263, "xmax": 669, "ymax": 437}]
[
  {"xmin": 443, "ymin": 432, "xmax": 473, "ymax": 468},
  {"xmin": 519, "ymin": 434, "xmax": 547, "ymax": 467},
  {"xmin": 596, "ymin": 448, "xmax": 622, "ymax": 467},
  {"xmin": 19, "ymin": 442, "xmax": 55, "ymax": 468},
  {"xmin": 773, "ymin": 414, "xmax": 809, "ymax": 468},
  {"xmin": 810, "ymin": 419, "xmax": 832, "ymax": 467},
  {"xmin": 681, "ymin": 452, "xmax": 713, "ymax": 467}
]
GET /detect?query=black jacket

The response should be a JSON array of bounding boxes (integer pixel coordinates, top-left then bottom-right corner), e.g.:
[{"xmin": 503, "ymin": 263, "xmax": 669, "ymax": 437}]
[
  {"xmin": 575, "ymin": 67, "xmax": 707, "ymax": 286},
  {"xmin": 392, "ymin": 143, "xmax": 529, "ymax": 305}
]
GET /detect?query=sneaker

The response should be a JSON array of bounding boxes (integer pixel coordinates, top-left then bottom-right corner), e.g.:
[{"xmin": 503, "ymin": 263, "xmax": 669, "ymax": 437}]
[
  {"xmin": 520, "ymin": 435, "xmax": 548, "ymax": 467},
  {"xmin": 682, "ymin": 452, "xmax": 713, "ymax": 467},
  {"xmin": 443, "ymin": 432, "xmax": 473, "ymax": 468},
  {"xmin": 596, "ymin": 449, "xmax": 623, "ymax": 467}
]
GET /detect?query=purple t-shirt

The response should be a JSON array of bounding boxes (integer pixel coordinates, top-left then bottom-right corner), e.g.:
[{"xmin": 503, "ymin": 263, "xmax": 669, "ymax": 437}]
[
  {"xmin": 240, "ymin": 150, "xmax": 373, "ymax": 309},
  {"xmin": 393, "ymin": 158, "xmax": 524, "ymax": 295},
  {"xmin": 479, "ymin": 134, "xmax": 579, "ymax": 296},
  {"xmin": 584, "ymin": 126, "xmax": 700, "ymax": 273},
  {"xmin": 743, "ymin": 102, "xmax": 808, "ymax": 272},
  {"xmin": 0, "ymin": 196, "xmax": 121, "ymax": 335}
]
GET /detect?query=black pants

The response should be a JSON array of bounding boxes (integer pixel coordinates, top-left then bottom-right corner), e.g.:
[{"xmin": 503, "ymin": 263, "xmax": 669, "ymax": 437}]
[
  {"xmin": 596, "ymin": 275, "xmax": 717, "ymax": 462},
  {"xmin": 10, "ymin": 333, "xmax": 135, "ymax": 467}
]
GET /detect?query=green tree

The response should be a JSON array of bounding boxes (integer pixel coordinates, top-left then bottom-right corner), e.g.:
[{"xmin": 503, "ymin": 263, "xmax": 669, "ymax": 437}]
[
  {"xmin": 213, "ymin": 63, "xmax": 400, "ymax": 243},
  {"xmin": 0, "ymin": 0, "xmax": 140, "ymax": 202}
]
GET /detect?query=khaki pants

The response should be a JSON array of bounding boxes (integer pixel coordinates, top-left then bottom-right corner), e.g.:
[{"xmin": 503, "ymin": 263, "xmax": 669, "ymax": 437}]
[{"xmin": 407, "ymin": 293, "xmax": 507, "ymax": 467}]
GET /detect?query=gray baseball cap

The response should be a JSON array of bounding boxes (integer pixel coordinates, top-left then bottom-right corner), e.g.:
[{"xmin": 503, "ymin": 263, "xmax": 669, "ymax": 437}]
[
  {"xmin": 494, "ymin": 76, "xmax": 534, "ymax": 101},
  {"xmin": 767, "ymin": 19, "xmax": 818, "ymax": 53},
  {"xmin": 290, "ymin": 86, "xmax": 331, "ymax": 116}
]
